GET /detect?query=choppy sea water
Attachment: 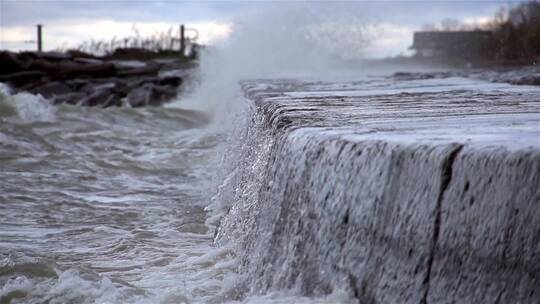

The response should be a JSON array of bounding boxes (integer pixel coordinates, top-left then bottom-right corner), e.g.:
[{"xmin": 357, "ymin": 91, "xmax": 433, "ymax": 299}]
[
  {"xmin": 0, "ymin": 84, "xmax": 235, "ymax": 303},
  {"xmin": 0, "ymin": 84, "xmax": 347, "ymax": 304}
]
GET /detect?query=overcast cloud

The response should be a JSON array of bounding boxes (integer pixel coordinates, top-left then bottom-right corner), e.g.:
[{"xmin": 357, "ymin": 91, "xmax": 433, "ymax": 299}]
[{"xmin": 0, "ymin": 0, "xmax": 521, "ymax": 57}]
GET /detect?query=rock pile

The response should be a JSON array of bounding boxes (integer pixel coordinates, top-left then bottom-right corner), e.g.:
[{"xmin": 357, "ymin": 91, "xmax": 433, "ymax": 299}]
[{"xmin": 0, "ymin": 50, "xmax": 187, "ymax": 107}]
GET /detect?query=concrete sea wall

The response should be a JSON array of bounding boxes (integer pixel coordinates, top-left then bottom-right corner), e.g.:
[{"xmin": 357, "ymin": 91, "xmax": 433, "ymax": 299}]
[{"xmin": 214, "ymin": 78, "xmax": 540, "ymax": 303}]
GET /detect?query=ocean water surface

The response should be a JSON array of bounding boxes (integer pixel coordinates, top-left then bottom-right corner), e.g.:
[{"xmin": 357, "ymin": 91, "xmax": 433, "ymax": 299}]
[
  {"xmin": 0, "ymin": 85, "xmax": 238, "ymax": 303},
  {"xmin": 0, "ymin": 82, "xmax": 347, "ymax": 304}
]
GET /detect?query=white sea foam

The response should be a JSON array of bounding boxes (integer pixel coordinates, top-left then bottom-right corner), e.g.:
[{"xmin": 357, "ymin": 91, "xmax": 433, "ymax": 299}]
[{"xmin": 0, "ymin": 83, "xmax": 56, "ymax": 122}]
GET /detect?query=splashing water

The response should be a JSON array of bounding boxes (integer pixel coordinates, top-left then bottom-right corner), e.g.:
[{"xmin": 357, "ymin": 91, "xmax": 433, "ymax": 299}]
[
  {"xmin": 166, "ymin": 3, "xmax": 376, "ymax": 303},
  {"xmin": 169, "ymin": 3, "xmax": 372, "ymax": 117}
]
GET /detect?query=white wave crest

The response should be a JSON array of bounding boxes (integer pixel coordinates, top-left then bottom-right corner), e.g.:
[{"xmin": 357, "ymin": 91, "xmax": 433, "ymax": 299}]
[{"xmin": 0, "ymin": 83, "xmax": 56, "ymax": 122}]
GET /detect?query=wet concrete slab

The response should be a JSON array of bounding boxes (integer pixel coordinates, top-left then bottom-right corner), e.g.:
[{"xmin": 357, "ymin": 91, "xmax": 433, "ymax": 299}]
[
  {"xmin": 216, "ymin": 76, "xmax": 540, "ymax": 303},
  {"xmin": 242, "ymin": 77, "xmax": 540, "ymax": 148}
]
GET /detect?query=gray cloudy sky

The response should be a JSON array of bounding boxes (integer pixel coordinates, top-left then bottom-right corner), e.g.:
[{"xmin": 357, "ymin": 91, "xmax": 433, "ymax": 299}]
[{"xmin": 0, "ymin": 0, "xmax": 520, "ymax": 57}]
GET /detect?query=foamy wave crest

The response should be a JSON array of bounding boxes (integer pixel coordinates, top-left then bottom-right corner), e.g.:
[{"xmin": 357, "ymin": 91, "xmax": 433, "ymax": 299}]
[
  {"xmin": 0, "ymin": 269, "xmax": 117, "ymax": 304},
  {"xmin": 0, "ymin": 253, "xmax": 118, "ymax": 304},
  {"xmin": 0, "ymin": 83, "xmax": 56, "ymax": 122}
]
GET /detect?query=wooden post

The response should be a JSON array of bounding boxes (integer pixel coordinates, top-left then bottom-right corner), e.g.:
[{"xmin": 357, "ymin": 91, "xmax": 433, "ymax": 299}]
[
  {"xmin": 37, "ymin": 24, "xmax": 43, "ymax": 52},
  {"xmin": 180, "ymin": 24, "xmax": 185, "ymax": 54}
]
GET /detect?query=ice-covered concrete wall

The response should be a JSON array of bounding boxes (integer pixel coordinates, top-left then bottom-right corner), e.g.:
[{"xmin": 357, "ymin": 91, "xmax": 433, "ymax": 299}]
[{"xmin": 213, "ymin": 77, "xmax": 540, "ymax": 303}]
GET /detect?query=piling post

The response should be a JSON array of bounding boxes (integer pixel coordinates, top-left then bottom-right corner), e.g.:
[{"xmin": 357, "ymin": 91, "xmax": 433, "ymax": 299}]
[
  {"xmin": 37, "ymin": 24, "xmax": 43, "ymax": 52},
  {"xmin": 180, "ymin": 24, "xmax": 185, "ymax": 54}
]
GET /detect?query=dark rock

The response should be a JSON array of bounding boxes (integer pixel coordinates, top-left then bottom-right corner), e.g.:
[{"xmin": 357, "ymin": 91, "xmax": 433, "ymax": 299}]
[
  {"xmin": 111, "ymin": 60, "xmax": 147, "ymax": 70},
  {"xmin": 127, "ymin": 75, "xmax": 183, "ymax": 90},
  {"xmin": 468, "ymin": 67, "xmax": 540, "ymax": 86},
  {"xmin": 91, "ymin": 82, "xmax": 117, "ymax": 91},
  {"xmin": 73, "ymin": 58, "xmax": 104, "ymax": 65},
  {"xmin": 79, "ymin": 81, "xmax": 102, "ymax": 94},
  {"xmin": 17, "ymin": 79, "xmax": 50, "ymax": 91},
  {"xmin": 16, "ymin": 51, "xmax": 71, "ymax": 64},
  {"xmin": 511, "ymin": 75, "xmax": 540, "ymax": 86},
  {"xmin": 116, "ymin": 63, "xmax": 161, "ymax": 78},
  {"xmin": 28, "ymin": 59, "xmax": 58, "ymax": 73},
  {"xmin": 17, "ymin": 51, "xmax": 41, "ymax": 62},
  {"xmin": 102, "ymin": 95, "xmax": 123, "ymax": 108},
  {"xmin": 79, "ymin": 87, "xmax": 122, "ymax": 107},
  {"xmin": 52, "ymin": 92, "xmax": 87, "ymax": 105},
  {"xmin": 54, "ymin": 62, "xmax": 117, "ymax": 79},
  {"xmin": 393, "ymin": 71, "xmax": 456, "ymax": 81},
  {"xmin": 13, "ymin": 59, "xmax": 118, "ymax": 81},
  {"xmin": 126, "ymin": 77, "xmax": 155, "ymax": 89},
  {"xmin": 0, "ymin": 51, "xmax": 26, "ymax": 74},
  {"xmin": 126, "ymin": 83, "xmax": 177, "ymax": 107},
  {"xmin": 0, "ymin": 71, "xmax": 46, "ymax": 87},
  {"xmin": 36, "ymin": 51, "xmax": 73, "ymax": 62},
  {"xmin": 105, "ymin": 48, "xmax": 169, "ymax": 61},
  {"xmin": 1, "ymin": 50, "xmax": 186, "ymax": 108},
  {"xmin": 110, "ymin": 81, "xmax": 129, "ymax": 96},
  {"xmin": 79, "ymin": 80, "xmax": 129, "ymax": 97},
  {"xmin": 66, "ymin": 49, "xmax": 96, "ymax": 59},
  {"xmin": 393, "ymin": 72, "xmax": 423, "ymax": 80},
  {"xmin": 64, "ymin": 79, "xmax": 92, "ymax": 91},
  {"xmin": 155, "ymin": 76, "xmax": 182, "ymax": 87},
  {"xmin": 30, "ymin": 81, "xmax": 73, "ymax": 98}
]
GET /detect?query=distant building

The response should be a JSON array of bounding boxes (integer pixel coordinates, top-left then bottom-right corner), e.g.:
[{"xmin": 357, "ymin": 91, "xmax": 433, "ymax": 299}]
[{"xmin": 410, "ymin": 31, "xmax": 496, "ymax": 60}]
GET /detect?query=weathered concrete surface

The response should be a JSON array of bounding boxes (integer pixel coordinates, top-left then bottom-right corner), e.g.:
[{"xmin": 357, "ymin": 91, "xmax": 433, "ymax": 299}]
[
  {"xmin": 428, "ymin": 146, "xmax": 540, "ymax": 303},
  {"xmin": 214, "ymin": 77, "xmax": 540, "ymax": 303}
]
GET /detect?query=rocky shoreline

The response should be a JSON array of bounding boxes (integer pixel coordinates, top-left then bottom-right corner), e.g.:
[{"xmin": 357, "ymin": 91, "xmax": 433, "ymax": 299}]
[{"xmin": 0, "ymin": 49, "xmax": 193, "ymax": 107}]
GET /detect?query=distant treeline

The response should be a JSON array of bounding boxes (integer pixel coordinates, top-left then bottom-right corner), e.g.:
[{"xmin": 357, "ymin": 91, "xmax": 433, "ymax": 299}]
[
  {"xmin": 491, "ymin": 1, "xmax": 540, "ymax": 63},
  {"xmin": 421, "ymin": 1, "xmax": 539, "ymax": 65}
]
